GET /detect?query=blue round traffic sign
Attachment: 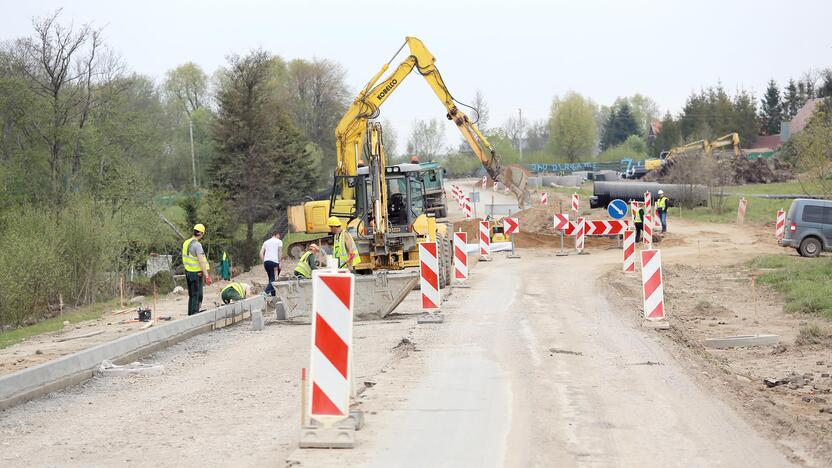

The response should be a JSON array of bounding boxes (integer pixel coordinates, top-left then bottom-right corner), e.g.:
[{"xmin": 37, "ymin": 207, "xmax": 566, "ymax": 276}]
[{"xmin": 607, "ymin": 199, "xmax": 628, "ymax": 219}]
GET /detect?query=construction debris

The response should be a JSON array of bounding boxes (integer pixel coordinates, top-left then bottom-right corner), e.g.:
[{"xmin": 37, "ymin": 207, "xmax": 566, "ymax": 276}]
[
  {"xmin": 96, "ymin": 359, "xmax": 164, "ymax": 377},
  {"xmin": 54, "ymin": 330, "xmax": 104, "ymax": 343}
]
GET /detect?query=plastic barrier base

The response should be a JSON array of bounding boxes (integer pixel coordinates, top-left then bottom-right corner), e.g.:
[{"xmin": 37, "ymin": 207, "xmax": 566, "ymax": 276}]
[{"xmin": 417, "ymin": 312, "xmax": 444, "ymax": 324}]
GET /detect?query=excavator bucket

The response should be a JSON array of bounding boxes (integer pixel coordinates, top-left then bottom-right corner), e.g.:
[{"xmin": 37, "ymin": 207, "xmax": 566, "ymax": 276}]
[
  {"xmin": 501, "ymin": 164, "xmax": 531, "ymax": 208},
  {"xmin": 274, "ymin": 270, "xmax": 419, "ymax": 322}
]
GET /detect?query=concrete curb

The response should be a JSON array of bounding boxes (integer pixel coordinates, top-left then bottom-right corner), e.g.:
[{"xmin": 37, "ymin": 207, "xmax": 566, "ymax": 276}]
[{"xmin": 0, "ymin": 296, "xmax": 266, "ymax": 412}]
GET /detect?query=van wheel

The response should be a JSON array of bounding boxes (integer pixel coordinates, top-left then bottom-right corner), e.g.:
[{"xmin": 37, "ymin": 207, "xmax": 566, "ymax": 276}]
[{"xmin": 799, "ymin": 237, "xmax": 822, "ymax": 257}]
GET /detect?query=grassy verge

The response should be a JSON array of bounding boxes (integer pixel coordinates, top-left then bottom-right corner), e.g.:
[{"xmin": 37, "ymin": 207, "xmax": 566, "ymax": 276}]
[
  {"xmin": 0, "ymin": 301, "xmax": 113, "ymax": 350},
  {"xmin": 679, "ymin": 195, "xmax": 787, "ymax": 224},
  {"xmin": 748, "ymin": 255, "xmax": 832, "ymax": 318}
]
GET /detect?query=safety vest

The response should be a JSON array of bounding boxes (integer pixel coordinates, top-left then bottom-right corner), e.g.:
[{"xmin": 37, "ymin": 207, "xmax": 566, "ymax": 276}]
[
  {"xmin": 657, "ymin": 196, "xmax": 668, "ymax": 210},
  {"xmin": 221, "ymin": 282, "xmax": 246, "ymax": 298},
  {"xmin": 633, "ymin": 208, "xmax": 642, "ymax": 223},
  {"xmin": 181, "ymin": 238, "xmax": 202, "ymax": 272},
  {"xmin": 333, "ymin": 230, "xmax": 360, "ymax": 268},
  {"xmin": 294, "ymin": 251, "xmax": 314, "ymax": 278}
]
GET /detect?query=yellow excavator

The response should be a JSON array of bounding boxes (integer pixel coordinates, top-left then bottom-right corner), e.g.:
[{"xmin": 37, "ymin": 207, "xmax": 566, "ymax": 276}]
[
  {"xmin": 286, "ymin": 37, "xmax": 529, "ymax": 274},
  {"xmin": 645, "ymin": 132, "xmax": 740, "ymax": 172}
]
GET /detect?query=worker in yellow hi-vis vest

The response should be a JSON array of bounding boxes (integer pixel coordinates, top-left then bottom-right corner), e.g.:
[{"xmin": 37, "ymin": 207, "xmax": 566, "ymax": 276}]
[
  {"xmin": 181, "ymin": 224, "xmax": 213, "ymax": 315},
  {"xmin": 328, "ymin": 216, "xmax": 360, "ymax": 271},
  {"xmin": 220, "ymin": 282, "xmax": 251, "ymax": 304}
]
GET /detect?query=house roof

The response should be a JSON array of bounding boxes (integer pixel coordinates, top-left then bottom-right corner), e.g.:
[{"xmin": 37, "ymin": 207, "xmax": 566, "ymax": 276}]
[
  {"xmin": 790, "ymin": 98, "xmax": 826, "ymax": 134},
  {"xmin": 750, "ymin": 134, "xmax": 782, "ymax": 151}
]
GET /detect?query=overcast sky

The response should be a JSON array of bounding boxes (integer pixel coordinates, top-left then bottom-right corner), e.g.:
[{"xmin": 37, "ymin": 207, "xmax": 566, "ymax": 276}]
[{"xmin": 2, "ymin": 0, "xmax": 830, "ymax": 151}]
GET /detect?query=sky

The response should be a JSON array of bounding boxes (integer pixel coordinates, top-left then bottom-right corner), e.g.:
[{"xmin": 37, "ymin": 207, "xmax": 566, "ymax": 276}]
[{"xmin": 1, "ymin": 0, "xmax": 830, "ymax": 152}]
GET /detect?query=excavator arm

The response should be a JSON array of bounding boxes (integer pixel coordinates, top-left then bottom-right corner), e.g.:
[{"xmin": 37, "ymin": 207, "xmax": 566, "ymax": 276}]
[{"xmin": 334, "ymin": 37, "xmax": 528, "ymax": 207}]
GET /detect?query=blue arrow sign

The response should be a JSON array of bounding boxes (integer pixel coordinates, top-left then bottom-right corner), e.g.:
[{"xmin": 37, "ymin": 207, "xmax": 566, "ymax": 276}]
[{"xmin": 607, "ymin": 199, "xmax": 628, "ymax": 220}]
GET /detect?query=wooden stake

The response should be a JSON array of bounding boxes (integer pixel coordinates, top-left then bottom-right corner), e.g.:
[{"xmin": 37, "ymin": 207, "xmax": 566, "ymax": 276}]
[
  {"xmin": 119, "ymin": 273, "xmax": 125, "ymax": 307},
  {"xmin": 301, "ymin": 368, "xmax": 308, "ymax": 427},
  {"xmin": 152, "ymin": 283, "xmax": 157, "ymax": 316},
  {"xmin": 751, "ymin": 275, "xmax": 758, "ymax": 322},
  {"xmin": 59, "ymin": 293, "xmax": 64, "ymax": 316}
]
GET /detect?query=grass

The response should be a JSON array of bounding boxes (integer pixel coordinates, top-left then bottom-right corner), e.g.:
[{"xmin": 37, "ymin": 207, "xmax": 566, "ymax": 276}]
[
  {"xmin": 748, "ymin": 255, "xmax": 832, "ymax": 318},
  {"xmin": 680, "ymin": 195, "xmax": 787, "ymax": 224},
  {"xmin": 796, "ymin": 323, "xmax": 827, "ymax": 346},
  {"xmin": 0, "ymin": 301, "xmax": 113, "ymax": 350},
  {"xmin": 728, "ymin": 180, "xmax": 825, "ymax": 196}
]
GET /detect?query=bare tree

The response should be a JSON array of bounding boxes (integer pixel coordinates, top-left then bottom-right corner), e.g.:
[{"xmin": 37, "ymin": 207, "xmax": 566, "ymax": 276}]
[
  {"xmin": 164, "ymin": 62, "xmax": 208, "ymax": 118},
  {"xmin": 14, "ymin": 10, "xmax": 124, "ymax": 204},
  {"xmin": 470, "ymin": 89, "xmax": 490, "ymax": 130},
  {"xmin": 406, "ymin": 118, "xmax": 445, "ymax": 161},
  {"xmin": 502, "ymin": 113, "xmax": 527, "ymax": 151}
]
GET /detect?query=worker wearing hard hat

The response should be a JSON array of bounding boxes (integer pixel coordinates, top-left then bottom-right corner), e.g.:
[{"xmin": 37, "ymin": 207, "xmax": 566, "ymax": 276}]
[
  {"xmin": 220, "ymin": 282, "xmax": 251, "ymax": 304},
  {"xmin": 329, "ymin": 216, "xmax": 360, "ymax": 270},
  {"xmin": 656, "ymin": 190, "xmax": 670, "ymax": 233},
  {"xmin": 410, "ymin": 155, "xmax": 419, "ymax": 163},
  {"xmin": 293, "ymin": 244, "xmax": 320, "ymax": 279},
  {"xmin": 182, "ymin": 224, "xmax": 213, "ymax": 316}
]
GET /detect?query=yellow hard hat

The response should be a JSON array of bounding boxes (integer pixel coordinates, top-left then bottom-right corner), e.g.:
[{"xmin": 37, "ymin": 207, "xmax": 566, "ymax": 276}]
[
  {"xmin": 327, "ymin": 216, "xmax": 342, "ymax": 227},
  {"xmin": 193, "ymin": 223, "xmax": 206, "ymax": 233}
]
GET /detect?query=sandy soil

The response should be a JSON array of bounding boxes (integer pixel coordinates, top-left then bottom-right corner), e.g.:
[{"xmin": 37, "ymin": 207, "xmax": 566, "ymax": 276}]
[
  {"xmin": 0, "ymin": 261, "xmax": 284, "ymax": 377},
  {"xmin": 0, "ymin": 179, "xmax": 829, "ymax": 467}
]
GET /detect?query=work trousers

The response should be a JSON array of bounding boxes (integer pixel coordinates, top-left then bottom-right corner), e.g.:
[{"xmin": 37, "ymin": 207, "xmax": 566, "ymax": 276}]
[
  {"xmin": 659, "ymin": 209, "xmax": 667, "ymax": 233},
  {"xmin": 185, "ymin": 271, "xmax": 203, "ymax": 315},
  {"xmin": 264, "ymin": 261, "xmax": 279, "ymax": 296},
  {"xmin": 634, "ymin": 222, "xmax": 643, "ymax": 243}
]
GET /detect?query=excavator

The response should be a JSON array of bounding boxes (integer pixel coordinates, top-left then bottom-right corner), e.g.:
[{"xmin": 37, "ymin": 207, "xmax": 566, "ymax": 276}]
[
  {"xmin": 285, "ymin": 36, "xmax": 528, "ymax": 269},
  {"xmin": 279, "ymin": 37, "xmax": 528, "ymax": 319},
  {"xmin": 644, "ymin": 132, "xmax": 741, "ymax": 176}
]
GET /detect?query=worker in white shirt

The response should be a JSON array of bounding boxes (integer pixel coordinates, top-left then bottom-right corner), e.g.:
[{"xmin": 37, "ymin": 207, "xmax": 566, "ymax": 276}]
[{"xmin": 259, "ymin": 231, "xmax": 283, "ymax": 297}]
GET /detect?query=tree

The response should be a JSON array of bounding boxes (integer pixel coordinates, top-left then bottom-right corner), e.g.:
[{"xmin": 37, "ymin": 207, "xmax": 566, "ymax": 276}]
[
  {"xmin": 783, "ymin": 79, "xmax": 801, "ymax": 120},
  {"xmin": 818, "ymin": 69, "xmax": 832, "ymax": 99},
  {"xmin": 13, "ymin": 10, "xmax": 125, "ymax": 204},
  {"xmin": 760, "ymin": 79, "xmax": 783, "ymax": 135},
  {"xmin": 502, "ymin": 113, "xmax": 527, "ymax": 152},
  {"xmin": 163, "ymin": 62, "xmax": 208, "ymax": 118},
  {"xmin": 211, "ymin": 50, "xmax": 317, "ymax": 267},
  {"xmin": 406, "ymin": 118, "xmax": 445, "ymax": 160},
  {"xmin": 279, "ymin": 58, "xmax": 349, "ymax": 182},
  {"xmin": 650, "ymin": 113, "xmax": 681, "ymax": 157},
  {"xmin": 546, "ymin": 92, "xmax": 598, "ymax": 162},
  {"xmin": 381, "ymin": 119, "xmax": 398, "ymax": 161},
  {"xmin": 792, "ymin": 100, "xmax": 832, "ymax": 195},
  {"xmin": 601, "ymin": 102, "xmax": 639, "ymax": 150},
  {"xmin": 524, "ymin": 119, "xmax": 549, "ymax": 153},
  {"xmin": 470, "ymin": 89, "xmax": 490, "ymax": 130}
]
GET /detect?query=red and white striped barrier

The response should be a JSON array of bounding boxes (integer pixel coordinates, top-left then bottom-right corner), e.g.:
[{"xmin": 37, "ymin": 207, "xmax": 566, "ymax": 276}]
[
  {"xmin": 572, "ymin": 193, "xmax": 580, "ymax": 213},
  {"xmin": 553, "ymin": 213, "xmax": 571, "ymax": 231},
  {"xmin": 482, "ymin": 175, "xmax": 488, "ymax": 189},
  {"xmin": 479, "ymin": 220, "xmax": 491, "ymax": 259},
  {"xmin": 419, "ymin": 242, "xmax": 441, "ymax": 310},
  {"xmin": 640, "ymin": 249, "xmax": 665, "ymax": 320},
  {"xmin": 464, "ymin": 196, "xmax": 473, "ymax": 219},
  {"xmin": 575, "ymin": 217, "xmax": 585, "ymax": 252},
  {"xmin": 584, "ymin": 220, "xmax": 629, "ymax": 236},
  {"xmin": 453, "ymin": 232, "xmax": 469, "ymax": 283},
  {"xmin": 643, "ymin": 192, "xmax": 653, "ymax": 248},
  {"xmin": 653, "ymin": 205, "xmax": 661, "ymax": 231},
  {"xmin": 737, "ymin": 197, "xmax": 747, "ymax": 224},
  {"xmin": 308, "ymin": 271, "xmax": 354, "ymax": 424},
  {"xmin": 775, "ymin": 209, "xmax": 785, "ymax": 239},
  {"xmin": 503, "ymin": 217, "xmax": 519, "ymax": 235},
  {"xmin": 503, "ymin": 184, "xmax": 509, "ymax": 194},
  {"xmin": 540, "ymin": 192, "xmax": 548, "ymax": 205},
  {"xmin": 623, "ymin": 229, "xmax": 636, "ymax": 273}
]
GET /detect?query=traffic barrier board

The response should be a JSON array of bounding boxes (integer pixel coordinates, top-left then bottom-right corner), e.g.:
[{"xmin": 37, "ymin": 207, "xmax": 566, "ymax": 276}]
[
  {"xmin": 308, "ymin": 271, "xmax": 354, "ymax": 424},
  {"xmin": 479, "ymin": 220, "xmax": 491, "ymax": 258},
  {"xmin": 464, "ymin": 197, "xmax": 473, "ymax": 219},
  {"xmin": 575, "ymin": 217, "xmax": 585, "ymax": 252},
  {"xmin": 737, "ymin": 197, "xmax": 747, "ymax": 224},
  {"xmin": 482, "ymin": 175, "xmax": 487, "ymax": 189},
  {"xmin": 640, "ymin": 249, "xmax": 665, "ymax": 320},
  {"xmin": 419, "ymin": 242, "xmax": 441, "ymax": 310},
  {"xmin": 775, "ymin": 209, "xmax": 785, "ymax": 239},
  {"xmin": 584, "ymin": 220, "xmax": 629, "ymax": 236},
  {"xmin": 553, "ymin": 213, "xmax": 571, "ymax": 231},
  {"xmin": 503, "ymin": 217, "xmax": 519, "ymax": 235},
  {"xmin": 572, "ymin": 193, "xmax": 579, "ymax": 213},
  {"xmin": 643, "ymin": 192, "xmax": 653, "ymax": 248},
  {"xmin": 540, "ymin": 192, "xmax": 548, "ymax": 205},
  {"xmin": 453, "ymin": 232, "xmax": 469, "ymax": 281},
  {"xmin": 623, "ymin": 229, "xmax": 636, "ymax": 273}
]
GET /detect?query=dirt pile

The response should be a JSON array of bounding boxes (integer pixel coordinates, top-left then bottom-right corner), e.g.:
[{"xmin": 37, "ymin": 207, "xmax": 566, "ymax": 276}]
[{"xmin": 731, "ymin": 157, "xmax": 792, "ymax": 184}]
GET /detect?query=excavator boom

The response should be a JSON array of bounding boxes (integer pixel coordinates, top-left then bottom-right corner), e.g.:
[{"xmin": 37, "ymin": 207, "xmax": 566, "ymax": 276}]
[{"xmin": 335, "ymin": 37, "xmax": 528, "ymax": 208}]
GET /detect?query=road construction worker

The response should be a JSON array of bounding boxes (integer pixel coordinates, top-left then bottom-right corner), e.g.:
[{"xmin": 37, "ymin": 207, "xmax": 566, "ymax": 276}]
[
  {"xmin": 293, "ymin": 244, "xmax": 320, "ymax": 279},
  {"xmin": 633, "ymin": 205, "xmax": 645, "ymax": 243},
  {"xmin": 260, "ymin": 231, "xmax": 283, "ymax": 297},
  {"xmin": 220, "ymin": 282, "xmax": 251, "ymax": 304},
  {"xmin": 182, "ymin": 224, "xmax": 213, "ymax": 316},
  {"xmin": 656, "ymin": 190, "xmax": 670, "ymax": 233},
  {"xmin": 410, "ymin": 155, "xmax": 419, "ymax": 163},
  {"xmin": 219, "ymin": 249, "xmax": 231, "ymax": 281},
  {"xmin": 329, "ymin": 216, "xmax": 360, "ymax": 270}
]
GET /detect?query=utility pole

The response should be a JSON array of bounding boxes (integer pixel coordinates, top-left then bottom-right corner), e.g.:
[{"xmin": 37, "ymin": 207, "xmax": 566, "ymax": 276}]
[
  {"xmin": 189, "ymin": 119, "xmax": 197, "ymax": 189},
  {"xmin": 518, "ymin": 108, "xmax": 523, "ymax": 161}
]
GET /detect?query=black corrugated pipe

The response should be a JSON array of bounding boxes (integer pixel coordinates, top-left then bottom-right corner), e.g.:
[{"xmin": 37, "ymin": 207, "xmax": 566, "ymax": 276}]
[{"xmin": 591, "ymin": 181, "xmax": 708, "ymax": 208}]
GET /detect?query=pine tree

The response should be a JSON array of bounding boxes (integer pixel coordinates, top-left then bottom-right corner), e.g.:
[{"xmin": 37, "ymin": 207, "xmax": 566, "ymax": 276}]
[
  {"xmin": 601, "ymin": 102, "xmax": 639, "ymax": 150},
  {"xmin": 819, "ymin": 70, "xmax": 832, "ymax": 99},
  {"xmin": 211, "ymin": 49, "xmax": 317, "ymax": 267},
  {"xmin": 759, "ymin": 79, "xmax": 783, "ymax": 135},
  {"xmin": 783, "ymin": 79, "xmax": 801, "ymax": 120}
]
